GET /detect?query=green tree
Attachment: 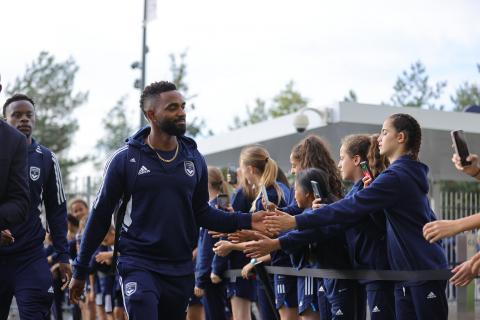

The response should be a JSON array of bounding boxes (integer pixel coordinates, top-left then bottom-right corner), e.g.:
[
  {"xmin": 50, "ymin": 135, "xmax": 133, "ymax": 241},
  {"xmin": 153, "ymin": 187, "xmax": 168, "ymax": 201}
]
[
  {"xmin": 343, "ymin": 89, "xmax": 358, "ymax": 102},
  {"xmin": 6, "ymin": 51, "xmax": 89, "ymax": 180},
  {"xmin": 231, "ymin": 81, "xmax": 308, "ymax": 129},
  {"xmin": 169, "ymin": 50, "xmax": 212, "ymax": 137},
  {"xmin": 230, "ymin": 98, "xmax": 269, "ymax": 130},
  {"xmin": 451, "ymin": 64, "xmax": 480, "ymax": 111},
  {"xmin": 269, "ymin": 80, "xmax": 308, "ymax": 117},
  {"xmin": 390, "ymin": 60, "xmax": 447, "ymax": 110},
  {"xmin": 95, "ymin": 95, "xmax": 134, "ymax": 165}
]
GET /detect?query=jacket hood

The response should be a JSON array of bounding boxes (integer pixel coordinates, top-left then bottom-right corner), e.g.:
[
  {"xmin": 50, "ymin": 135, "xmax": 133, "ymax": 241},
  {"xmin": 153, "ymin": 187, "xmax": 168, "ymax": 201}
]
[{"xmin": 391, "ymin": 155, "xmax": 429, "ymax": 194}]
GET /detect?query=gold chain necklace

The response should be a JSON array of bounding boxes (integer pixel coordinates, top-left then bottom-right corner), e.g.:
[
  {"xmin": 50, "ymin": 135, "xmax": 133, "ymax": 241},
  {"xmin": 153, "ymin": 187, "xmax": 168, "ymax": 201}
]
[{"xmin": 147, "ymin": 134, "xmax": 179, "ymax": 163}]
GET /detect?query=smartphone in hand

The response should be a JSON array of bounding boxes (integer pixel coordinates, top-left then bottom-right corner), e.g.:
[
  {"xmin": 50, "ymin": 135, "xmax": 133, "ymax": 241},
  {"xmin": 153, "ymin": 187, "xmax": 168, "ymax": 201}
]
[
  {"xmin": 217, "ymin": 194, "xmax": 230, "ymax": 210},
  {"xmin": 360, "ymin": 161, "xmax": 374, "ymax": 180},
  {"xmin": 227, "ymin": 166, "xmax": 238, "ymax": 185},
  {"xmin": 311, "ymin": 181, "xmax": 321, "ymax": 199},
  {"xmin": 451, "ymin": 130, "xmax": 472, "ymax": 166}
]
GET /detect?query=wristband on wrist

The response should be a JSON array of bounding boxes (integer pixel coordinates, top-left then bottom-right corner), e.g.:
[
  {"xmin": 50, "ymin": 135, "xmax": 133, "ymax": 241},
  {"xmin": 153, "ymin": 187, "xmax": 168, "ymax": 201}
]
[{"xmin": 250, "ymin": 258, "xmax": 258, "ymax": 265}]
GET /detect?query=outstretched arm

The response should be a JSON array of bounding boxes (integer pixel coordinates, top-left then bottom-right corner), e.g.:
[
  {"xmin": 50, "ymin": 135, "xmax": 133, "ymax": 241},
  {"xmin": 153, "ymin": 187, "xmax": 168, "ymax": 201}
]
[{"xmin": 424, "ymin": 213, "xmax": 480, "ymax": 243}]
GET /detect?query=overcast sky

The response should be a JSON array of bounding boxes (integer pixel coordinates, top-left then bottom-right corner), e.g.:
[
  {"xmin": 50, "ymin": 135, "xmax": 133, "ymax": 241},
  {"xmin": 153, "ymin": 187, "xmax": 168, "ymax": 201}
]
[{"xmin": 1, "ymin": 0, "xmax": 480, "ymax": 178}]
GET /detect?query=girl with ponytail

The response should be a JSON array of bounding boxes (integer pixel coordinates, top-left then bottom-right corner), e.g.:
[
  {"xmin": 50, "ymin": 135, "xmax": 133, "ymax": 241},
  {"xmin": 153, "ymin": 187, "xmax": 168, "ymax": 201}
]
[
  {"xmin": 239, "ymin": 145, "xmax": 286, "ymax": 210},
  {"xmin": 239, "ymin": 145, "xmax": 298, "ymax": 320}
]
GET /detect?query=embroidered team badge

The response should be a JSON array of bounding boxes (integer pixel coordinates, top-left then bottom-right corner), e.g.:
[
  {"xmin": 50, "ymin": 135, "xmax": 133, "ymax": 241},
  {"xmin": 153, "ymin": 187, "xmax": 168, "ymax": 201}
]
[
  {"xmin": 125, "ymin": 282, "xmax": 137, "ymax": 296},
  {"xmin": 184, "ymin": 161, "xmax": 195, "ymax": 177},
  {"xmin": 30, "ymin": 166, "xmax": 41, "ymax": 181}
]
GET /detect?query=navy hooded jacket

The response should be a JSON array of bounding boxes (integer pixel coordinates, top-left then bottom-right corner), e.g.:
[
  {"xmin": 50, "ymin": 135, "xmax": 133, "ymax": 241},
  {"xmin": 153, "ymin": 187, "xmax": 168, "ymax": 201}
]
[
  {"xmin": 343, "ymin": 180, "xmax": 390, "ymax": 286},
  {"xmin": 295, "ymin": 155, "xmax": 447, "ymax": 275},
  {"xmin": 0, "ymin": 139, "xmax": 68, "ymax": 262},
  {"xmin": 0, "ymin": 120, "xmax": 30, "ymax": 229},
  {"xmin": 73, "ymin": 127, "xmax": 252, "ymax": 280}
]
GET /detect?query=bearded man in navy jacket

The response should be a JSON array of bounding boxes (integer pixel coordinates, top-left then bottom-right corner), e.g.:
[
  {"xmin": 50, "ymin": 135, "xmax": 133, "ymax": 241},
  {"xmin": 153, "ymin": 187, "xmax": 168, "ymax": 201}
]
[{"xmin": 70, "ymin": 81, "xmax": 264, "ymax": 319}]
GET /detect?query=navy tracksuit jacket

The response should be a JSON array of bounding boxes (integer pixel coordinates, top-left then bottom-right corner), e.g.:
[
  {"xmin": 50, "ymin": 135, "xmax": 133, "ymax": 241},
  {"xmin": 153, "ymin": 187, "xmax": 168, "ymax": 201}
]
[
  {"xmin": 72, "ymin": 127, "xmax": 252, "ymax": 319},
  {"xmin": 0, "ymin": 139, "xmax": 68, "ymax": 319},
  {"xmin": 0, "ymin": 120, "xmax": 30, "ymax": 229},
  {"xmin": 73, "ymin": 127, "xmax": 251, "ymax": 280}
]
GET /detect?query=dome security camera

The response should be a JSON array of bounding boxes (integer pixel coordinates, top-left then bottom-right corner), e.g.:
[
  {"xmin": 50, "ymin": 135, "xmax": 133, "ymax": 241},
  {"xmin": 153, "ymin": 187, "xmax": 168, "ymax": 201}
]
[{"xmin": 293, "ymin": 113, "xmax": 309, "ymax": 133}]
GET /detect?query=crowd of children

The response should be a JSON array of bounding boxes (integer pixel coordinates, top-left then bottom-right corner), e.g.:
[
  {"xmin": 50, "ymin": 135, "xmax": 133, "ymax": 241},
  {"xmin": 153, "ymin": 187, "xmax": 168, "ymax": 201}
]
[{"xmin": 188, "ymin": 113, "xmax": 451, "ymax": 320}]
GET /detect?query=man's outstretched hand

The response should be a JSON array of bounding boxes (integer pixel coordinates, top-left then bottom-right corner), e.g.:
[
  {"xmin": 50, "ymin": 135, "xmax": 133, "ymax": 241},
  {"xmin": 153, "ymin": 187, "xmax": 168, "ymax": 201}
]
[
  {"xmin": 264, "ymin": 209, "xmax": 297, "ymax": 233},
  {"xmin": 59, "ymin": 263, "xmax": 72, "ymax": 291},
  {"xmin": 69, "ymin": 277, "xmax": 86, "ymax": 304},
  {"xmin": 251, "ymin": 210, "xmax": 270, "ymax": 234}
]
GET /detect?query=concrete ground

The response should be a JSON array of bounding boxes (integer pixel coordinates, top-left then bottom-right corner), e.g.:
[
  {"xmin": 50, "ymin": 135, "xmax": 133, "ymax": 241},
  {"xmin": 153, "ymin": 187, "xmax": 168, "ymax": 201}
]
[{"xmin": 8, "ymin": 298, "xmax": 480, "ymax": 319}]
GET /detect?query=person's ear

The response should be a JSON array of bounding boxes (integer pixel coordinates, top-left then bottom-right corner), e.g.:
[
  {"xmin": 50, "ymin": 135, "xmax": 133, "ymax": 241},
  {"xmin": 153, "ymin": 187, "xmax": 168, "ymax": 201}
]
[
  {"xmin": 397, "ymin": 131, "xmax": 407, "ymax": 144},
  {"xmin": 146, "ymin": 110, "xmax": 155, "ymax": 123},
  {"xmin": 353, "ymin": 155, "xmax": 362, "ymax": 166}
]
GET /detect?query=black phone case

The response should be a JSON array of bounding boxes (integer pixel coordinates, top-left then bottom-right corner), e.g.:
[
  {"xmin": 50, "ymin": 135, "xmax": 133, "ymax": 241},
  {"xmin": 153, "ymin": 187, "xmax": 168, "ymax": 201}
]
[{"xmin": 451, "ymin": 130, "xmax": 471, "ymax": 166}]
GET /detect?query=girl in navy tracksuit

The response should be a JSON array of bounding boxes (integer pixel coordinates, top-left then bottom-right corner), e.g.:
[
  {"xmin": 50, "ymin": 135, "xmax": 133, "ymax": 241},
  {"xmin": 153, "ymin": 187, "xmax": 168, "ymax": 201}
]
[
  {"xmin": 211, "ymin": 186, "xmax": 258, "ymax": 320},
  {"xmin": 266, "ymin": 113, "xmax": 449, "ymax": 320},
  {"xmin": 274, "ymin": 168, "xmax": 358, "ymax": 320},
  {"xmin": 239, "ymin": 145, "xmax": 297, "ymax": 320},
  {"xmin": 284, "ymin": 134, "xmax": 346, "ymax": 320},
  {"xmin": 338, "ymin": 134, "xmax": 395, "ymax": 319},
  {"xmin": 194, "ymin": 166, "xmax": 231, "ymax": 320}
]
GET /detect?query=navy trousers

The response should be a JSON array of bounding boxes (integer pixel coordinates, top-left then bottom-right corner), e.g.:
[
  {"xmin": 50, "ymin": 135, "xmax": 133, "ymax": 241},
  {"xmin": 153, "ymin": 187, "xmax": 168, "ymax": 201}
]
[
  {"xmin": 0, "ymin": 250, "xmax": 53, "ymax": 320},
  {"xmin": 394, "ymin": 281, "xmax": 448, "ymax": 320},
  {"xmin": 118, "ymin": 263, "xmax": 195, "ymax": 320}
]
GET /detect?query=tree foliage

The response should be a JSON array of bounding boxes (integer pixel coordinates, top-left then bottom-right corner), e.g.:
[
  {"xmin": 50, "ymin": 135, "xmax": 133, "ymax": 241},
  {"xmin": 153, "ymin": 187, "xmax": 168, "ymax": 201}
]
[
  {"xmin": 95, "ymin": 96, "xmax": 134, "ymax": 164},
  {"xmin": 6, "ymin": 51, "xmax": 89, "ymax": 180},
  {"xmin": 169, "ymin": 50, "xmax": 212, "ymax": 137},
  {"xmin": 231, "ymin": 80, "xmax": 308, "ymax": 129},
  {"xmin": 390, "ymin": 60, "xmax": 447, "ymax": 109},
  {"xmin": 451, "ymin": 64, "xmax": 480, "ymax": 111}
]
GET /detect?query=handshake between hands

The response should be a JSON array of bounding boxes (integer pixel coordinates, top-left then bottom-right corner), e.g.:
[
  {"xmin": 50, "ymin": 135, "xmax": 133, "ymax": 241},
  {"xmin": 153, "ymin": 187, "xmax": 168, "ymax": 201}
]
[{"xmin": 211, "ymin": 202, "xmax": 324, "ymax": 263}]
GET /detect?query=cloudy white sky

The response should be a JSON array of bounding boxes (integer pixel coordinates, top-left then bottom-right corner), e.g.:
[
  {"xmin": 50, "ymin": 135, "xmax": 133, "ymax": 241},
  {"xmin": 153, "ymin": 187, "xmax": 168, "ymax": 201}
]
[{"xmin": 1, "ymin": 0, "xmax": 480, "ymax": 178}]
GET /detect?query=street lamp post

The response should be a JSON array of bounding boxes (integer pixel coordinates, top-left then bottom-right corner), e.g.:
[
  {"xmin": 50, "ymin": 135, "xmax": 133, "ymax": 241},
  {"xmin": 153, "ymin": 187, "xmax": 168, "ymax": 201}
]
[{"xmin": 139, "ymin": 0, "xmax": 148, "ymax": 128}]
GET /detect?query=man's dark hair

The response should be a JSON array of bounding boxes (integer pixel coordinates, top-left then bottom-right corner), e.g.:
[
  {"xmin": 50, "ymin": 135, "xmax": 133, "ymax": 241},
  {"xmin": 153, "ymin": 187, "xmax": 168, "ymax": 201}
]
[
  {"xmin": 139, "ymin": 81, "xmax": 177, "ymax": 114},
  {"xmin": 3, "ymin": 93, "xmax": 35, "ymax": 117}
]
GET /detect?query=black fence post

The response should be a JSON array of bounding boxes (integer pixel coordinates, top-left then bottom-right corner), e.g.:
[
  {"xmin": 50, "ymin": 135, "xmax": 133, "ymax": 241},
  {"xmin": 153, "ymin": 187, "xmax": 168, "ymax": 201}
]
[{"xmin": 254, "ymin": 263, "xmax": 280, "ymax": 320}]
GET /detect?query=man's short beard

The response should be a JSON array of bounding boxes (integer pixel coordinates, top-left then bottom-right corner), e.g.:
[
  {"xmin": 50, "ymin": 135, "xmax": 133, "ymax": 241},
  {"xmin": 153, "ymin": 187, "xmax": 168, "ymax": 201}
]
[{"xmin": 158, "ymin": 119, "xmax": 186, "ymax": 136}]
